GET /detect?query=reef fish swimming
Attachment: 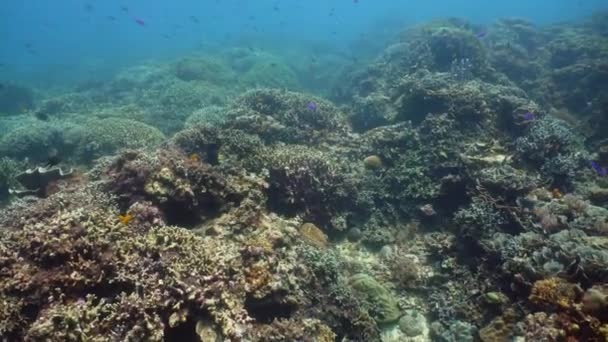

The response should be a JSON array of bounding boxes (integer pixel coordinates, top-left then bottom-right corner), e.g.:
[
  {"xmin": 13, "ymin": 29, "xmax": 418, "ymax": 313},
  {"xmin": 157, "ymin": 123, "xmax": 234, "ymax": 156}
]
[{"xmin": 133, "ymin": 17, "xmax": 146, "ymax": 26}]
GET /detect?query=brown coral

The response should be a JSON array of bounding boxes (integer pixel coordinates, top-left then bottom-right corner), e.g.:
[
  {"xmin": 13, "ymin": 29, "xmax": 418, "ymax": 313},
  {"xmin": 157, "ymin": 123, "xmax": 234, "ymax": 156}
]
[
  {"xmin": 529, "ymin": 278, "xmax": 581, "ymax": 309},
  {"xmin": 479, "ymin": 308, "xmax": 517, "ymax": 342}
]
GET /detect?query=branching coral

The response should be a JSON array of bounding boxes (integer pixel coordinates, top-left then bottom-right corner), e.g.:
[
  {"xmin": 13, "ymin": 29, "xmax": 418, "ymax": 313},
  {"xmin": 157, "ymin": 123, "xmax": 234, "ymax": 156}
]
[{"xmin": 262, "ymin": 145, "xmax": 356, "ymax": 232}]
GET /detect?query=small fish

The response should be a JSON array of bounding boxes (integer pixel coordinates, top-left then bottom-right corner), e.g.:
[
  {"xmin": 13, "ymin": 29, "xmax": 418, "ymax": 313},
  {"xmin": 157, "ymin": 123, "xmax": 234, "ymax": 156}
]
[
  {"xmin": 306, "ymin": 102, "xmax": 318, "ymax": 111},
  {"xmin": 118, "ymin": 214, "xmax": 134, "ymax": 225},
  {"xmin": 551, "ymin": 188, "xmax": 563, "ymax": 199},
  {"xmin": 189, "ymin": 16, "xmax": 200, "ymax": 24},
  {"xmin": 35, "ymin": 110, "xmax": 48, "ymax": 121},
  {"xmin": 522, "ymin": 111, "xmax": 535, "ymax": 121},
  {"xmin": 591, "ymin": 161, "xmax": 607, "ymax": 177},
  {"xmin": 0, "ymin": 83, "xmax": 4, "ymax": 90},
  {"xmin": 120, "ymin": 6, "xmax": 129, "ymax": 13},
  {"xmin": 475, "ymin": 31, "xmax": 487, "ymax": 39},
  {"xmin": 84, "ymin": 3, "xmax": 95, "ymax": 12},
  {"xmin": 189, "ymin": 153, "xmax": 201, "ymax": 162},
  {"xmin": 133, "ymin": 17, "xmax": 145, "ymax": 26},
  {"xmin": 106, "ymin": 15, "xmax": 117, "ymax": 21}
]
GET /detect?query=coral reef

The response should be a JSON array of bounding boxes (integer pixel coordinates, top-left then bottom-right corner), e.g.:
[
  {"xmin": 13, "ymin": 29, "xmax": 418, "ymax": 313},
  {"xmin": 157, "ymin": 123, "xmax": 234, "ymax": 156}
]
[{"xmin": 2, "ymin": 11, "xmax": 608, "ymax": 342}]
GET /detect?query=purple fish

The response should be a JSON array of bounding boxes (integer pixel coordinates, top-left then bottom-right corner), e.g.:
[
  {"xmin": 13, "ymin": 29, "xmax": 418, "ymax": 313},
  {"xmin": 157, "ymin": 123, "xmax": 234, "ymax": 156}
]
[
  {"xmin": 306, "ymin": 102, "xmax": 318, "ymax": 111},
  {"xmin": 591, "ymin": 161, "xmax": 607, "ymax": 177},
  {"xmin": 523, "ymin": 112, "xmax": 535, "ymax": 121},
  {"xmin": 475, "ymin": 31, "xmax": 487, "ymax": 39},
  {"xmin": 133, "ymin": 17, "xmax": 145, "ymax": 26}
]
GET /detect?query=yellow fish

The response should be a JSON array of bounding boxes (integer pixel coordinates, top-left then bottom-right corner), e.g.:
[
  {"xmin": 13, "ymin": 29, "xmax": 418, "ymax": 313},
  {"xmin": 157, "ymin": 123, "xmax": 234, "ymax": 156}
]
[
  {"xmin": 118, "ymin": 214, "xmax": 133, "ymax": 225},
  {"xmin": 189, "ymin": 153, "xmax": 201, "ymax": 162}
]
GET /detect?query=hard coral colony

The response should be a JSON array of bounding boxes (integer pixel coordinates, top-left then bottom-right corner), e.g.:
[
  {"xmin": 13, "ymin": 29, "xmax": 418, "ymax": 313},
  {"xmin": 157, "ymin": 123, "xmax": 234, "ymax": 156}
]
[{"xmin": 0, "ymin": 4, "xmax": 608, "ymax": 342}]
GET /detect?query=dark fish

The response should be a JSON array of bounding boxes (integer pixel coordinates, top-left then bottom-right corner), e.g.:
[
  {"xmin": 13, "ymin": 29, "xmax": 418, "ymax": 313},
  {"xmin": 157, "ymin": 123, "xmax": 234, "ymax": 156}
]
[
  {"xmin": 161, "ymin": 33, "xmax": 171, "ymax": 39},
  {"xmin": 84, "ymin": 3, "xmax": 94, "ymax": 12},
  {"xmin": 273, "ymin": 5, "xmax": 280, "ymax": 12},
  {"xmin": 121, "ymin": 6, "xmax": 129, "ymax": 13},
  {"xmin": 269, "ymin": 63, "xmax": 277, "ymax": 67},
  {"xmin": 189, "ymin": 16, "xmax": 200, "ymax": 23},
  {"xmin": 0, "ymin": 83, "xmax": 4, "ymax": 90},
  {"xmin": 475, "ymin": 31, "xmax": 487, "ymax": 39},
  {"xmin": 133, "ymin": 17, "xmax": 145, "ymax": 26},
  {"xmin": 106, "ymin": 15, "xmax": 117, "ymax": 21},
  {"xmin": 35, "ymin": 110, "xmax": 49, "ymax": 121}
]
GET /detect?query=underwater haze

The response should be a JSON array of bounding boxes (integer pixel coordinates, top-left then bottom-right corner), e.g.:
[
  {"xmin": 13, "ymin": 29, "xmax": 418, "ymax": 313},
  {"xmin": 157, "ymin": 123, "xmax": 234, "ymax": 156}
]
[
  {"xmin": 2, "ymin": 0, "xmax": 608, "ymax": 341},
  {"xmin": 1, "ymin": 0, "xmax": 607, "ymax": 85}
]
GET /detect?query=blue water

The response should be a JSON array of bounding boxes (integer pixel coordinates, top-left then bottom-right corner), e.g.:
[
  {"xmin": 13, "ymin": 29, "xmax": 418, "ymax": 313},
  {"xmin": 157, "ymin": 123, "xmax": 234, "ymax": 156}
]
[{"xmin": 1, "ymin": 0, "xmax": 607, "ymax": 85}]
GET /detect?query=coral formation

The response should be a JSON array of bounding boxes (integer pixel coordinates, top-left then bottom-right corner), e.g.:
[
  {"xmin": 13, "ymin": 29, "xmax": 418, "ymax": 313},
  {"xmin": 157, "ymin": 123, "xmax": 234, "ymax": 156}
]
[
  {"xmin": 349, "ymin": 273, "xmax": 401, "ymax": 325},
  {"xmin": 0, "ymin": 121, "xmax": 65, "ymax": 163},
  {"xmin": 68, "ymin": 118, "xmax": 165, "ymax": 162}
]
